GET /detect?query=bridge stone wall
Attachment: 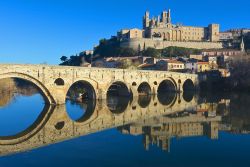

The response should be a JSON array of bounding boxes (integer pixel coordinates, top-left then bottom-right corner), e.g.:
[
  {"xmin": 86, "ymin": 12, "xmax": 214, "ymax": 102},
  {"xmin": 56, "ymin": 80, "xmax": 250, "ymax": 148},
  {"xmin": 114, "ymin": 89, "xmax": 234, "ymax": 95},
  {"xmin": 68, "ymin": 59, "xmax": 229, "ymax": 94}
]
[{"xmin": 0, "ymin": 64, "xmax": 198, "ymax": 105}]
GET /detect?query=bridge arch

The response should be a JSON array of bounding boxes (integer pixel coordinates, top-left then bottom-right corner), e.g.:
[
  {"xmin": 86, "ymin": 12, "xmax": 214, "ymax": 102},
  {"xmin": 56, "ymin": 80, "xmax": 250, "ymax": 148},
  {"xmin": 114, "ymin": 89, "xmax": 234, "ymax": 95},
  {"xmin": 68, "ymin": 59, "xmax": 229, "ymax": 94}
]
[
  {"xmin": 183, "ymin": 79, "xmax": 195, "ymax": 92},
  {"xmin": 0, "ymin": 72, "xmax": 55, "ymax": 104},
  {"xmin": 157, "ymin": 91, "xmax": 177, "ymax": 106},
  {"xmin": 138, "ymin": 95, "xmax": 151, "ymax": 108},
  {"xmin": 157, "ymin": 78, "xmax": 177, "ymax": 94},
  {"xmin": 66, "ymin": 79, "xmax": 97, "ymax": 101},
  {"xmin": 107, "ymin": 96, "xmax": 130, "ymax": 114},
  {"xmin": 107, "ymin": 81, "xmax": 131, "ymax": 97},
  {"xmin": 137, "ymin": 82, "xmax": 151, "ymax": 96}
]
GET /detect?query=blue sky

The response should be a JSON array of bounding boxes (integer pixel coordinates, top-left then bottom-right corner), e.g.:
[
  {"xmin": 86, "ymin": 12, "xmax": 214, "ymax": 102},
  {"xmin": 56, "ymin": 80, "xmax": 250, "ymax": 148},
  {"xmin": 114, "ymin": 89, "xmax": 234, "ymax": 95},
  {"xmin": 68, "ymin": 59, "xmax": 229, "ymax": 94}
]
[{"xmin": 0, "ymin": 0, "xmax": 249, "ymax": 64}]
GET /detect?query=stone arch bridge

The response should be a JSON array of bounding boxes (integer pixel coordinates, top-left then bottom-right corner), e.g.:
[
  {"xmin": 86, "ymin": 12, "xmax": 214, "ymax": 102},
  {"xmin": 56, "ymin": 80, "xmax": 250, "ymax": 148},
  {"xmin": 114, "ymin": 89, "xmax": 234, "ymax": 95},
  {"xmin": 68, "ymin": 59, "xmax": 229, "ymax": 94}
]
[{"xmin": 0, "ymin": 64, "xmax": 198, "ymax": 105}]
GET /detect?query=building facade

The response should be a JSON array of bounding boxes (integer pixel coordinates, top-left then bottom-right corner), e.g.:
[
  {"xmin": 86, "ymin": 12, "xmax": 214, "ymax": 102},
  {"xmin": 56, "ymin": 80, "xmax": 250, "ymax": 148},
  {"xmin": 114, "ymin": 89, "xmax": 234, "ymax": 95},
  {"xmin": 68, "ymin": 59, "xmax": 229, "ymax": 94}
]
[
  {"xmin": 143, "ymin": 10, "xmax": 220, "ymax": 42},
  {"xmin": 118, "ymin": 9, "xmax": 220, "ymax": 43},
  {"xmin": 186, "ymin": 61, "xmax": 211, "ymax": 73},
  {"xmin": 118, "ymin": 9, "xmax": 223, "ymax": 51}
]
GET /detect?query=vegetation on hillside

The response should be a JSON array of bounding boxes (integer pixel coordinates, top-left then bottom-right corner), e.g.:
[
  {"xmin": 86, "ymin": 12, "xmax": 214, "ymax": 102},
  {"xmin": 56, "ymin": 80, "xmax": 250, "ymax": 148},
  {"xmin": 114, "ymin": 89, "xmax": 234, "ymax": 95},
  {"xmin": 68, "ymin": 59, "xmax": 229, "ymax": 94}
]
[
  {"xmin": 244, "ymin": 33, "xmax": 250, "ymax": 52},
  {"xmin": 60, "ymin": 54, "xmax": 84, "ymax": 66},
  {"xmin": 226, "ymin": 55, "xmax": 250, "ymax": 91},
  {"xmin": 60, "ymin": 37, "xmax": 202, "ymax": 66},
  {"xmin": 200, "ymin": 55, "xmax": 250, "ymax": 92},
  {"xmin": 94, "ymin": 37, "xmax": 137, "ymax": 57}
]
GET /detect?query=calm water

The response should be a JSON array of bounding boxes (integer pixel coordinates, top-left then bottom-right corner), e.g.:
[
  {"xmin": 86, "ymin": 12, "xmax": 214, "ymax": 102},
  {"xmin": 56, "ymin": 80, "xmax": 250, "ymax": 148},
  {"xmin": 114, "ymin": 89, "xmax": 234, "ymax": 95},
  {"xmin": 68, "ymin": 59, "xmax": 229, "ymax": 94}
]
[{"xmin": 1, "ymin": 81, "xmax": 250, "ymax": 167}]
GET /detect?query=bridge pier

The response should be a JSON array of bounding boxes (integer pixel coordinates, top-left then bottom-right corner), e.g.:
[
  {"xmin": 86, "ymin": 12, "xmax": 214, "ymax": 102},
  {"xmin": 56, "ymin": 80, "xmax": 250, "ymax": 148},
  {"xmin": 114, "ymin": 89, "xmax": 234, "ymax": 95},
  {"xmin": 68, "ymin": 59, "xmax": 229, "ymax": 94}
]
[{"xmin": 48, "ymin": 87, "xmax": 68, "ymax": 105}]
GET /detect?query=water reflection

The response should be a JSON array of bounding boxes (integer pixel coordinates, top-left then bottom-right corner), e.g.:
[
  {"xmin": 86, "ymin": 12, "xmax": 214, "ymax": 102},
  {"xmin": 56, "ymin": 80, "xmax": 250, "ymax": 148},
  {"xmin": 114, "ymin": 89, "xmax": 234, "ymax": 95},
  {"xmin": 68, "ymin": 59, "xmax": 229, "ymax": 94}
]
[
  {"xmin": 106, "ymin": 95, "xmax": 131, "ymax": 114},
  {"xmin": 0, "ymin": 78, "xmax": 45, "ymax": 137},
  {"xmin": 157, "ymin": 92, "xmax": 177, "ymax": 106},
  {"xmin": 138, "ymin": 95, "xmax": 152, "ymax": 108},
  {"xmin": 119, "ymin": 110, "xmax": 221, "ymax": 152},
  {"xmin": 1, "ymin": 79, "xmax": 250, "ymax": 159},
  {"xmin": 66, "ymin": 99, "xmax": 96, "ymax": 122}
]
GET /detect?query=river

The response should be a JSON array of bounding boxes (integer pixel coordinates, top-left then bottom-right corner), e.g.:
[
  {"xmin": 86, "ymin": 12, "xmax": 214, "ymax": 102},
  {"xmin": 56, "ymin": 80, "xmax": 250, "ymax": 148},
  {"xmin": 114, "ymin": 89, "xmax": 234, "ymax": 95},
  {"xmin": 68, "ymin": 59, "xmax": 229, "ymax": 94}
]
[{"xmin": 0, "ymin": 79, "xmax": 250, "ymax": 167}]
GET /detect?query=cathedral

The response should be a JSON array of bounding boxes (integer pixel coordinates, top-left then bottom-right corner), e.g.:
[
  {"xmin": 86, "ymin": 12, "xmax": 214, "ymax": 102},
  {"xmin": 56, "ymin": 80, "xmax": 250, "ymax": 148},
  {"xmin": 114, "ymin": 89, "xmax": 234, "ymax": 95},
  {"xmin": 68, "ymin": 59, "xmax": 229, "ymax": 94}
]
[{"xmin": 118, "ymin": 9, "xmax": 220, "ymax": 42}]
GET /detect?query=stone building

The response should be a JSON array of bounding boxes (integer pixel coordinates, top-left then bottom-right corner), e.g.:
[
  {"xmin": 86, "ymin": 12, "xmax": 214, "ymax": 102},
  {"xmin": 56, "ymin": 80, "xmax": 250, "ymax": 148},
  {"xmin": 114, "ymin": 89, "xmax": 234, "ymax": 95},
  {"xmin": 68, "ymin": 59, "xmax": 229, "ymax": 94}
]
[
  {"xmin": 166, "ymin": 60, "xmax": 185, "ymax": 71},
  {"xmin": 142, "ymin": 10, "xmax": 220, "ymax": 42},
  {"xmin": 118, "ymin": 9, "xmax": 220, "ymax": 42},
  {"xmin": 117, "ymin": 28, "xmax": 144, "ymax": 40},
  {"xmin": 118, "ymin": 9, "xmax": 223, "ymax": 51},
  {"xmin": 219, "ymin": 32, "xmax": 233, "ymax": 41},
  {"xmin": 201, "ymin": 49, "xmax": 243, "ymax": 57},
  {"xmin": 186, "ymin": 61, "xmax": 211, "ymax": 73}
]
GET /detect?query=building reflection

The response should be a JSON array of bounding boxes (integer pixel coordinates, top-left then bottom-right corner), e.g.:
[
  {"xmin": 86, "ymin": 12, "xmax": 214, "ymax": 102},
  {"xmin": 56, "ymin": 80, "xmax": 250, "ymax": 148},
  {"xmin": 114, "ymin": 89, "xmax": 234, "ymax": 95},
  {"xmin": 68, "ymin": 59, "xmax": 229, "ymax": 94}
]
[
  {"xmin": 119, "ymin": 111, "xmax": 221, "ymax": 152},
  {"xmin": 1, "ymin": 86, "xmax": 250, "ymax": 156},
  {"xmin": 118, "ymin": 95, "xmax": 233, "ymax": 152}
]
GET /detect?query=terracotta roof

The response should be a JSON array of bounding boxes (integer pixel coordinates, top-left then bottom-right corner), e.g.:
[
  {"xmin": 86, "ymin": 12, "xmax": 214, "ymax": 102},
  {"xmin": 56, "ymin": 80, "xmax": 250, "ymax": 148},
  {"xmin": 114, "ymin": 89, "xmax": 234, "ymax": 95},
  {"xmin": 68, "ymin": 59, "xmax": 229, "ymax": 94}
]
[
  {"xmin": 197, "ymin": 62, "xmax": 209, "ymax": 65},
  {"xmin": 202, "ymin": 49, "xmax": 242, "ymax": 52},
  {"xmin": 167, "ymin": 60, "xmax": 184, "ymax": 64},
  {"xmin": 206, "ymin": 55, "xmax": 219, "ymax": 57}
]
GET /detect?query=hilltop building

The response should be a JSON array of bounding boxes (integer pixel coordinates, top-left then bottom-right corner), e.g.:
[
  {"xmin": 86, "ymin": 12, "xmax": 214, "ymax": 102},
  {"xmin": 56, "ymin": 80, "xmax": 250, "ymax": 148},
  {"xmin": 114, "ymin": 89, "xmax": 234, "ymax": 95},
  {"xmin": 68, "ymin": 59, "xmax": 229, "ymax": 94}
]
[
  {"xmin": 142, "ymin": 9, "xmax": 220, "ymax": 42},
  {"xmin": 118, "ymin": 9, "xmax": 223, "ymax": 51}
]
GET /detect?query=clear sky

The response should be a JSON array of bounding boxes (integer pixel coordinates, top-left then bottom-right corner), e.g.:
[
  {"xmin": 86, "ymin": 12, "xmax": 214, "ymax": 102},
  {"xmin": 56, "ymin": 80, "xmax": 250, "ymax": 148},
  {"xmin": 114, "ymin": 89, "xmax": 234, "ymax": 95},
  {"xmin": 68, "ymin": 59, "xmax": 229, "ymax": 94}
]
[{"xmin": 0, "ymin": 0, "xmax": 249, "ymax": 65}]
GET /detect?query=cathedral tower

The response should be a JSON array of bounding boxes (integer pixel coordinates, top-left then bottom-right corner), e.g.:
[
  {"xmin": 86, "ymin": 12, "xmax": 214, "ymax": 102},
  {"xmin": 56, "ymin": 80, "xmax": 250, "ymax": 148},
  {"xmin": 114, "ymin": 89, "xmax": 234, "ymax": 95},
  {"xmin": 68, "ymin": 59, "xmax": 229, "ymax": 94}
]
[
  {"xmin": 161, "ymin": 10, "xmax": 168, "ymax": 24},
  {"xmin": 167, "ymin": 9, "xmax": 171, "ymax": 24},
  {"xmin": 143, "ymin": 11, "xmax": 150, "ymax": 29}
]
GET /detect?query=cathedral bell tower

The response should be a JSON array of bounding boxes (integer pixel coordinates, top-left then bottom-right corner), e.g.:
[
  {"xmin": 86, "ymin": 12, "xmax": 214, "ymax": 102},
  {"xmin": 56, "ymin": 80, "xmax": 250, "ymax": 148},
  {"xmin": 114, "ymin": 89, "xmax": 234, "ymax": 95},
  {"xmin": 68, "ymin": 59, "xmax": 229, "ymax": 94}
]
[
  {"xmin": 143, "ymin": 11, "xmax": 150, "ymax": 29},
  {"xmin": 167, "ymin": 9, "xmax": 171, "ymax": 24},
  {"xmin": 161, "ymin": 10, "xmax": 168, "ymax": 24}
]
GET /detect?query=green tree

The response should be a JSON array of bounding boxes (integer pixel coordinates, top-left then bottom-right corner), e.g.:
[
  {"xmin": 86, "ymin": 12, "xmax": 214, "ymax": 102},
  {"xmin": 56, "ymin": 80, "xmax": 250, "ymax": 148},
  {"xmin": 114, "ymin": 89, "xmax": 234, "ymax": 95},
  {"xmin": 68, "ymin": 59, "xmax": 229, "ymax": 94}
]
[
  {"xmin": 244, "ymin": 33, "xmax": 250, "ymax": 51},
  {"xmin": 60, "ymin": 56, "xmax": 68, "ymax": 62},
  {"xmin": 161, "ymin": 46, "xmax": 201, "ymax": 58},
  {"xmin": 118, "ymin": 59, "xmax": 139, "ymax": 70},
  {"xmin": 119, "ymin": 48, "xmax": 137, "ymax": 57},
  {"xmin": 94, "ymin": 37, "xmax": 121, "ymax": 57},
  {"xmin": 142, "ymin": 47, "xmax": 161, "ymax": 58}
]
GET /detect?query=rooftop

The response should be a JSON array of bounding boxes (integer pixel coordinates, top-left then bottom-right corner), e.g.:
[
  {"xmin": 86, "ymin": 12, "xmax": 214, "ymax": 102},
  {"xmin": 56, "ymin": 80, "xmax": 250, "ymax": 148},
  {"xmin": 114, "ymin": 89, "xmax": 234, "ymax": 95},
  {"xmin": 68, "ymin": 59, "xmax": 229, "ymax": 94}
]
[
  {"xmin": 167, "ymin": 60, "xmax": 185, "ymax": 64},
  {"xmin": 197, "ymin": 62, "xmax": 209, "ymax": 65},
  {"xmin": 202, "ymin": 49, "xmax": 242, "ymax": 52}
]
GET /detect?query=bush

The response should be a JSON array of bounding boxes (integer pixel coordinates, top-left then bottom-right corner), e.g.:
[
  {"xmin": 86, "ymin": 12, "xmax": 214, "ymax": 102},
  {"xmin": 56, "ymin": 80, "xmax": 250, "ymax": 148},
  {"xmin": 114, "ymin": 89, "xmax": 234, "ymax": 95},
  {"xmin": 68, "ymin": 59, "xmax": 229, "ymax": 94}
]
[
  {"xmin": 161, "ymin": 46, "xmax": 201, "ymax": 58},
  {"xmin": 142, "ymin": 47, "xmax": 161, "ymax": 58}
]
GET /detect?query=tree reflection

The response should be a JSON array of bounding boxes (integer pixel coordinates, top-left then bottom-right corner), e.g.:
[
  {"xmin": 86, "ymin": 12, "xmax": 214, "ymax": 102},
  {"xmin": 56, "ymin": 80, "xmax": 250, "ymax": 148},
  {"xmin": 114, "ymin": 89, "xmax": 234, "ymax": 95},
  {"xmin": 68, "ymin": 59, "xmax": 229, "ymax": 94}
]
[
  {"xmin": 138, "ymin": 95, "xmax": 152, "ymax": 108},
  {"xmin": 157, "ymin": 92, "xmax": 177, "ymax": 106},
  {"xmin": 107, "ymin": 95, "xmax": 130, "ymax": 114}
]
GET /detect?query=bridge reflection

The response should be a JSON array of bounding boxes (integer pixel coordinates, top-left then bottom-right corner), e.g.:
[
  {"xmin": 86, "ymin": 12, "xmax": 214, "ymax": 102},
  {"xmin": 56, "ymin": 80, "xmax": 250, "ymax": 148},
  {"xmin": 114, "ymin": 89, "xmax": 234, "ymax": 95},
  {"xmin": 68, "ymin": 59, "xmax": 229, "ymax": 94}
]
[
  {"xmin": 2, "ymin": 91, "xmax": 249, "ymax": 156},
  {"xmin": 0, "ymin": 91, "xmax": 197, "ymax": 156}
]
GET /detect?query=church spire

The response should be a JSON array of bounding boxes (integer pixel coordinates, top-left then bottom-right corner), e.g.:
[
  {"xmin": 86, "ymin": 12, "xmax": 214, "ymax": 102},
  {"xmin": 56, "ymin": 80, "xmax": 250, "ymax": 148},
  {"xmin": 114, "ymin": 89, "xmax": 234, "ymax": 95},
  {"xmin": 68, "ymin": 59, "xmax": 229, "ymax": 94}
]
[{"xmin": 240, "ymin": 37, "xmax": 245, "ymax": 52}]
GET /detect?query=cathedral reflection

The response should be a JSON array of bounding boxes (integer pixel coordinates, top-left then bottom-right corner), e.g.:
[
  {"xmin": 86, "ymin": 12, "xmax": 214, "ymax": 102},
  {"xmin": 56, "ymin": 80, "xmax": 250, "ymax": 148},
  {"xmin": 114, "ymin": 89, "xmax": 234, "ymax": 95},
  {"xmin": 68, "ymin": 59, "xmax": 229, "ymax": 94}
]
[
  {"xmin": 118, "ymin": 94, "xmax": 233, "ymax": 152},
  {"xmin": 119, "ymin": 110, "xmax": 221, "ymax": 152}
]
